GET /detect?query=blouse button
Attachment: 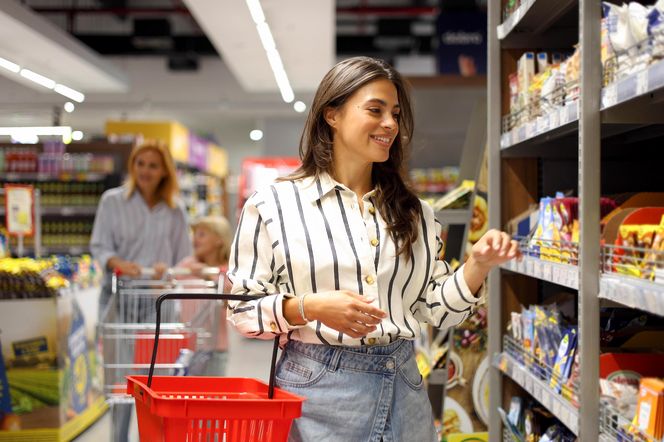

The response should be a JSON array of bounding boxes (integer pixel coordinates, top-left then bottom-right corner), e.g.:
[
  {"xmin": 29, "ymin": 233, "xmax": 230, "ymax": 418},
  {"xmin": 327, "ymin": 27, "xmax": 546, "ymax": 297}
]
[
  {"xmin": 370, "ymin": 238, "xmax": 379, "ymax": 247},
  {"xmin": 367, "ymin": 338, "xmax": 377, "ymax": 345},
  {"xmin": 365, "ymin": 275, "xmax": 375, "ymax": 285},
  {"xmin": 368, "ymin": 207, "xmax": 376, "ymax": 215},
  {"xmin": 269, "ymin": 322, "xmax": 278, "ymax": 332}
]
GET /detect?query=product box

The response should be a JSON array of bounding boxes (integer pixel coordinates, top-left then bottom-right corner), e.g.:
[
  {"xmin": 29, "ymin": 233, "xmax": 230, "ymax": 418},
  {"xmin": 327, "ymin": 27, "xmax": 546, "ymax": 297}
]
[
  {"xmin": 517, "ymin": 52, "xmax": 535, "ymax": 108},
  {"xmin": 635, "ymin": 377, "xmax": 664, "ymax": 439},
  {"xmin": 536, "ymin": 52, "xmax": 549, "ymax": 73},
  {"xmin": 0, "ymin": 287, "xmax": 106, "ymax": 441}
]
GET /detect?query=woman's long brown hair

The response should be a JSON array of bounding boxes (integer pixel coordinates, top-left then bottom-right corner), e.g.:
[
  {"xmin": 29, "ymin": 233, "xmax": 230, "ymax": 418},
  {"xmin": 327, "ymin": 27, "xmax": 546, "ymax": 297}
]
[{"xmin": 288, "ymin": 56, "xmax": 421, "ymax": 259}]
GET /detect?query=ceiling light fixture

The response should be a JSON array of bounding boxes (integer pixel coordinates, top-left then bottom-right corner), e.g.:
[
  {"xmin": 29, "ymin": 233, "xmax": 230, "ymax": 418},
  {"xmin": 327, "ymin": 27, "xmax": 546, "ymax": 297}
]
[
  {"xmin": 0, "ymin": 126, "xmax": 72, "ymax": 144},
  {"xmin": 64, "ymin": 102, "xmax": 75, "ymax": 113},
  {"xmin": 54, "ymin": 84, "xmax": 85, "ymax": 103},
  {"xmin": 294, "ymin": 101, "xmax": 306, "ymax": 113},
  {"xmin": 245, "ymin": 0, "xmax": 295, "ymax": 104},
  {"xmin": 72, "ymin": 130, "xmax": 83, "ymax": 141},
  {"xmin": 20, "ymin": 68, "xmax": 56, "ymax": 89},
  {"xmin": 0, "ymin": 57, "xmax": 20, "ymax": 73},
  {"xmin": 0, "ymin": 56, "xmax": 86, "ymax": 102},
  {"xmin": 249, "ymin": 129, "xmax": 263, "ymax": 141}
]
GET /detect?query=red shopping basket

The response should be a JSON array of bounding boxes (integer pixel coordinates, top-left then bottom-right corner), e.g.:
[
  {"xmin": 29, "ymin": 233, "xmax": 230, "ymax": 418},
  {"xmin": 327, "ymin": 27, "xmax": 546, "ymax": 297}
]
[{"xmin": 127, "ymin": 293, "xmax": 305, "ymax": 442}]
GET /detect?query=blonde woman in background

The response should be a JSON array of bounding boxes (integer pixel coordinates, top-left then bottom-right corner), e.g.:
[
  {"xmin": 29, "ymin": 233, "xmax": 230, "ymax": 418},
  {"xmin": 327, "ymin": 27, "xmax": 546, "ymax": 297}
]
[
  {"xmin": 177, "ymin": 216, "xmax": 233, "ymax": 375},
  {"xmin": 90, "ymin": 140, "xmax": 191, "ymax": 442}
]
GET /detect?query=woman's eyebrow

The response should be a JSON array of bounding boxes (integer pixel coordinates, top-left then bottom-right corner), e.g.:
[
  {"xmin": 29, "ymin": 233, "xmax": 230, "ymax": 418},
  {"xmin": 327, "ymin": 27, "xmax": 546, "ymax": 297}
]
[{"xmin": 364, "ymin": 98, "xmax": 400, "ymax": 109}]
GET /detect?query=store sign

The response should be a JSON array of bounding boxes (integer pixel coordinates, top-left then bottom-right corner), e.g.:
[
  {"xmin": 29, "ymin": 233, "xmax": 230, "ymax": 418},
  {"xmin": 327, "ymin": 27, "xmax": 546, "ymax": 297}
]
[
  {"xmin": 189, "ymin": 134, "xmax": 209, "ymax": 170},
  {"xmin": 4, "ymin": 184, "xmax": 34, "ymax": 236},
  {"xmin": 436, "ymin": 12, "xmax": 487, "ymax": 76}
]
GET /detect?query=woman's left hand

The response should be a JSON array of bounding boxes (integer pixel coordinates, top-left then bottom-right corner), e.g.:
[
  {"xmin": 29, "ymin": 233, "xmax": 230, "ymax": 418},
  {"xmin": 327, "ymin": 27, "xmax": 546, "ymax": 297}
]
[{"xmin": 470, "ymin": 229, "xmax": 521, "ymax": 269}]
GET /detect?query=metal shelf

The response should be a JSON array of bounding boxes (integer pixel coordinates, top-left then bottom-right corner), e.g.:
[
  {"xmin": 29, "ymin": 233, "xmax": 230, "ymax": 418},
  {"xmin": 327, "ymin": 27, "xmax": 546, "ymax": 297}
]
[
  {"xmin": 500, "ymin": 59, "xmax": 664, "ymax": 153},
  {"xmin": 43, "ymin": 246, "xmax": 87, "ymax": 255},
  {"xmin": 2, "ymin": 172, "xmax": 108, "ymax": 182},
  {"xmin": 601, "ymin": 56, "xmax": 664, "ymax": 111},
  {"xmin": 494, "ymin": 352, "xmax": 579, "ymax": 435},
  {"xmin": 500, "ymin": 101, "xmax": 579, "ymax": 151},
  {"xmin": 501, "ymin": 256, "xmax": 579, "ymax": 289},
  {"xmin": 599, "ymin": 274, "xmax": 664, "ymax": 317},
  {"xmin": 0, "ymin": 206, "xmax": 98, "ymax": 216},
  {"xmin": 497, "ymin": 0, "xmax": 577, "ymax": 43},
  {"xmin": 434, "ymin": 209, "xmax": 471, "ymax": 225}
]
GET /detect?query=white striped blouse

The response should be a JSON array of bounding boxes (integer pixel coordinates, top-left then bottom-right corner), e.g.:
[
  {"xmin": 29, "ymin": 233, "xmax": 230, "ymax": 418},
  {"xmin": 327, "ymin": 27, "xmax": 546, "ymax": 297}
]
[{"xmin": 227, "ymin": 172, "xmax": 485, "ymax": 346}]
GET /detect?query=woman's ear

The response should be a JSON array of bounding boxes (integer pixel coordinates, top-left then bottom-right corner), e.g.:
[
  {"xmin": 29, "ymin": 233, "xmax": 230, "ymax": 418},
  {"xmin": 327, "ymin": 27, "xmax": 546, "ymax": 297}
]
[{"xmin": 324, "ymin": 106, "xmax": 337, "ymax": 128}]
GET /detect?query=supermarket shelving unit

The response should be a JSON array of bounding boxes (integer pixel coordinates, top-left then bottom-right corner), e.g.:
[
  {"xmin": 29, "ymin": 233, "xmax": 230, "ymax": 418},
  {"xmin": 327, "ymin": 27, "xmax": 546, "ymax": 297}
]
[{"xmin": 487, "ymin": 0, "xmax": 664, "ymax": 441}]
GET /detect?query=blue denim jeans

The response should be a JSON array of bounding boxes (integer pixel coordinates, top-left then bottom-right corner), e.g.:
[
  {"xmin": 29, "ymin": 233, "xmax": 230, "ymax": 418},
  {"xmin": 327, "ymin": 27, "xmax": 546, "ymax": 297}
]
[{"xmin": 275, "ymin": 339, "xmax": 437, "ymax": 442}]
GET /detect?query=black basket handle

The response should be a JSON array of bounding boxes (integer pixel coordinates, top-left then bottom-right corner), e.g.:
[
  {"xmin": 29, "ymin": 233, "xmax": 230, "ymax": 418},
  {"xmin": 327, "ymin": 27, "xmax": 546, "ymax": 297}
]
[{"xmin": 147, "ymin": 293, "xmax": 280, "ymax": 399}]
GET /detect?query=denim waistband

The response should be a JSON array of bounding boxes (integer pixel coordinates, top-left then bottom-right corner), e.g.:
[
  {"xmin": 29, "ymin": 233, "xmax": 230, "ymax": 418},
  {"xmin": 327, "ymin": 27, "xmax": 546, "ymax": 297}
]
[{"xmin": 284, "ymin": 339, "xmax": 415, "ymax": 374}]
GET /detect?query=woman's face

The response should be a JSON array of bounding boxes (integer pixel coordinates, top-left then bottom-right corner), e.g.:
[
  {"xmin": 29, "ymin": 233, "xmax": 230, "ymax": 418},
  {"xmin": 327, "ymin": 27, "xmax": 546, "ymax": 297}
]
[
  {"xmin": 326, "ymin": 78, "xmax": 400, "ymax": 166},
  {"xmin": 132, "ymin": 149, "xmax": 166, "ymax": 196},
  {"xmin": 193, "ymin": 226, "xmax": 223, "ymax": 260}
]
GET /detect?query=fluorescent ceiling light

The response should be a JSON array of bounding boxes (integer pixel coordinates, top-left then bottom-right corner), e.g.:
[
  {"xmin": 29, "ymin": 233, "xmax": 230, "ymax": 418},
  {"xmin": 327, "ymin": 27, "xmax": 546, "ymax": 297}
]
[
  {"xmin": 64, "ymin": 102, "xmax": 75, "ymax": 113},
  {"xmin": 54, "ymin": 84, "xmax": 85, "ymax": 103},
  {"xmin": 245, "ymin": 0, "xmax": 265, "ymax": 24},
  {"xmin": 20, "ymin": 69, "xmax": 55, "ymax": 89},
  {"xmin": 0, "ymin": 57, "xmax": 20, "ymax": 73},
  {"xmin": 256, "ymin": 22, "xmax": 275, "ymax": 50}
]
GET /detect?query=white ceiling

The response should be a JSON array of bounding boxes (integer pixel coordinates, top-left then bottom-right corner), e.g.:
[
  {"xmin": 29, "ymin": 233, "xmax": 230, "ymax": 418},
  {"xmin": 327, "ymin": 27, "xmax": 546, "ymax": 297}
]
[
  {"xmin": 183, "ymin": 0, "xmax": 335, "ymax": 94},
  {"xmin": 0, "ymin": 0, "xmax": 128, "ymax": 93}
]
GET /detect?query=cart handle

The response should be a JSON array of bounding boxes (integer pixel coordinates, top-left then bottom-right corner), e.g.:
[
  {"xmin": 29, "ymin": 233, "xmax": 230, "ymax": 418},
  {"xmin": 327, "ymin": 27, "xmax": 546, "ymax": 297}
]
[{"xmin": 147, "ymin": 293, "xmax": 280, "ymax": 400}]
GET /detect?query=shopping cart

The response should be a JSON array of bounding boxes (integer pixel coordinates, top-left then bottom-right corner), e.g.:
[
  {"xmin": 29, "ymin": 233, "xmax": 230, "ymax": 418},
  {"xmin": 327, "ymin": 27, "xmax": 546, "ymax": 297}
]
[
  {"xmin": 98, "ymin": 270, "xmax": 223, "ymax": 441},
  {"xmin": 126, "ymin": 292, "xmax": 305, "ymax": 442}
]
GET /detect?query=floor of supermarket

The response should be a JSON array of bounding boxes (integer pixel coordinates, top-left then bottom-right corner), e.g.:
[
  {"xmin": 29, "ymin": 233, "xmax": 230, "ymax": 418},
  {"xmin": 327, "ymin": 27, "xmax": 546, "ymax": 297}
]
[{"xmin": 74, "ymin": 327, "xmax": 273, "ymax": 441}]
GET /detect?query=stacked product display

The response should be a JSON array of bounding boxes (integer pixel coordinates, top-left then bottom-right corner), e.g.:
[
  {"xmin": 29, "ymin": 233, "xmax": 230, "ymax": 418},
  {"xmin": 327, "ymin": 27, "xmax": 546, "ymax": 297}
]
[
  {"xmin": 0, "ymin": 256, "xmax": 105, "ymax": 439},
  {"xmin": 1, "ymin": 142, "xmax": 123, "ymax": 257},
  {"xmin": 501, "ymin": 0, "xmax": 664, "ymax": 146},
  {"xmin": 502, "ymin": 395, "xmax": 576, "ymax": 442},
  {"xmin": 489, "ymin": 0, "xmax": 664, "ymax": 440}
]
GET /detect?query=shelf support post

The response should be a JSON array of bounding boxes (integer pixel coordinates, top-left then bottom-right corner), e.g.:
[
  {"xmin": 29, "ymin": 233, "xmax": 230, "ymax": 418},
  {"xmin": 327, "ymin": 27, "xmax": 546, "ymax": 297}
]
[
  {"xmin": 487, "ymin": 0, "xmax": 503, "ymax": 440},
  {"xmin": 579, "ymin": 0, "xmax": 601, "ymax": 439}
]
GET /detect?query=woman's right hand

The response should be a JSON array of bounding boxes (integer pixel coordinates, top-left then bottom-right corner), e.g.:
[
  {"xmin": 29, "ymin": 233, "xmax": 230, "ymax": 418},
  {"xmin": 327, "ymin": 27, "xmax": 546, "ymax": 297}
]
[{"xmin": 305, "ymin": 291, "xmax": 387, "ymax": 339}]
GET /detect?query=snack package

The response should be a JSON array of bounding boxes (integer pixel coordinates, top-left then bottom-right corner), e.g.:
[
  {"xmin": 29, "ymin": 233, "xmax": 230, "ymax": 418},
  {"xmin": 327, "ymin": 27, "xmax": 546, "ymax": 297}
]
[
  {"xmin": 543, "ymin": 307, "xmax": 563, "ymax": 369},
  {"xmin": 518, "ymin": 52, "xmax": 536, "ymax": 109},
  {"xmin": 562, "ymin": 352, "xmax": 580, "ymax": 407},
  {"xmin": 614, "ymin": 212, "xmax": 664, "ymax": 280},
  {"xmin": 648, "ymin": 1, "xmax": 664, "ymax": 61},
  {"xmin": 508, "ymin": 396, "xmax": 524, "ymax": 431},
  {"xmin": 524, "ymin": 408, "xmax": 540, "ymax": 442},
  {"xmin": 550, "ymin": 327, "xmax": 578, "ymax": 394},
  {"xmin": 522, "ymin": 307, "xmax": 536, "ymax": 367},
  {"xmin": 600, "ymin": 378, "xmax": 639, "ymax": 422},
  {"xmin": 530, "ymin": 198, "xmax": 563, "ymax": 262}
]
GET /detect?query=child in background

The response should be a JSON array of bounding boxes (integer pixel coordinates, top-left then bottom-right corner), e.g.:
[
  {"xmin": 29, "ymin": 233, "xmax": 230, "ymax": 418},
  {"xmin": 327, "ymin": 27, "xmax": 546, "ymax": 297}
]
[{"xmin": 176, "ymin": 216, "xmax": 233, "ymax": 375}]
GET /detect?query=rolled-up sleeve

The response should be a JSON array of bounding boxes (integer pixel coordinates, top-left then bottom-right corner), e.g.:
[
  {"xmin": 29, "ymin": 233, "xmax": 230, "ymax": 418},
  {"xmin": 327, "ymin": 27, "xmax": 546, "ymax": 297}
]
[
  {"xmin": 227, "ymin": 192, "xmax": 304, "ymax": 340},
  {"xmin": 413, "ymin": 219, "xmax": 486, "ymax": 329},
  {"xmin": 90, "ymin": 192, "xmax": 116, "ymax": 270}
]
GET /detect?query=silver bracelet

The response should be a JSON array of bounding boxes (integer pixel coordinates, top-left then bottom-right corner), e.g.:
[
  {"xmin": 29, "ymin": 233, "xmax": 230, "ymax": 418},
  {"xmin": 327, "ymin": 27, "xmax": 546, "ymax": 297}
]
[{"xmin": 298, "ymin": 294, "xmax": 310, "ymax": 322}]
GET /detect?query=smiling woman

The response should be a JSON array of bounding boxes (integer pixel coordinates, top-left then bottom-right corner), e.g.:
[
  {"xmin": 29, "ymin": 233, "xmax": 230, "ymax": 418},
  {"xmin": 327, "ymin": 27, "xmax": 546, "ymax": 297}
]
[{"xmin": 225, "ymin": 56, "xmax": 520, "ymax": 442}]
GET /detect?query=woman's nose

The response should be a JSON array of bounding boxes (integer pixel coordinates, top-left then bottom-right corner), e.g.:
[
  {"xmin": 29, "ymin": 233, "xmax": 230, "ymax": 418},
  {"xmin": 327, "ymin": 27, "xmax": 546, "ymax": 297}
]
[{"xmin": 382, "ymin": 116, "xmax": 397, "ymax": 132}]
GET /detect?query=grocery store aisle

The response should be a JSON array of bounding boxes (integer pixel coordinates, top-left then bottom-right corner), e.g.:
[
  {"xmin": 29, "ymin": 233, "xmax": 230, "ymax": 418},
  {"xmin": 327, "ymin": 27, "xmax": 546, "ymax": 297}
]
[{"xmin": 74, "ymin": 326, "xmax": 274, "ymax": 441}]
